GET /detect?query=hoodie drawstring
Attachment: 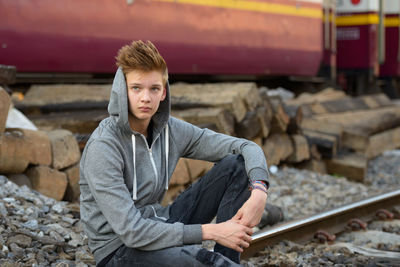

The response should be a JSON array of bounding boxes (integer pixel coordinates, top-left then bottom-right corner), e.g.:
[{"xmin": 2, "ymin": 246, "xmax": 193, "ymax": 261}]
[
  {"xmin": 131, "ymin": 125, "xmax": 169, "ymax": 201},
  {"xmin": 165, "ymin": 124, "xmax": 169, "ymax": 191},
  {"xmin": 131, "ymin": 134, "xmax": 137, "ymax": 200}
]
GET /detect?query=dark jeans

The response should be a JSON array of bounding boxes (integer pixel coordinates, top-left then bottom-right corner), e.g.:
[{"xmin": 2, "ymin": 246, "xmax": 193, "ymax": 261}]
[{"xmin": 105, "ymin": 155, "xmax": 251, "ymax": 267}]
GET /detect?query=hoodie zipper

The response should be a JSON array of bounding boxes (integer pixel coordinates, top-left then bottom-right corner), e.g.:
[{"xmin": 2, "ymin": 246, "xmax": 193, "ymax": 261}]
[{"xmin": 141, "ymin": 135, "xmax": 160, "ymax": 202}]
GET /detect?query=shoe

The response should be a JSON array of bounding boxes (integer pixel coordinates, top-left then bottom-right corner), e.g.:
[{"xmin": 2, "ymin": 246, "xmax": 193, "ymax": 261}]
[{"xmin": 258, "ymin": 203, "xmax": 284, "ymax": 229}]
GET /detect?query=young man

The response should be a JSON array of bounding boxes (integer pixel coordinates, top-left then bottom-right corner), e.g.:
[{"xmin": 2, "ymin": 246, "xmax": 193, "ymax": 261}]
[{"xmin": 80, "ymin": 40, "xmax": 270, "ymax": 266}]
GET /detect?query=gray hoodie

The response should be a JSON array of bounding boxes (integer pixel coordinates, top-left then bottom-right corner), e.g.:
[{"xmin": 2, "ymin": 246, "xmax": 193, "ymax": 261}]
[{"xmin": 79, "ymin": 68, "xmax": 270, "ymax": 264}]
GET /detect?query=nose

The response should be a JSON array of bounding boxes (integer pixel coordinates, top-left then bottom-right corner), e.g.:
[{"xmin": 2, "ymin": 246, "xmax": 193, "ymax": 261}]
[{"xmin": 141, "ymin": 89, "xmax": 151, "ymax": 103}]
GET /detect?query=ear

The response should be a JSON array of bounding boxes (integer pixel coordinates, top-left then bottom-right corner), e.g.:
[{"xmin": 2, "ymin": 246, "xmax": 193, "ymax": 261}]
[{"xmin": 161, "ymin": 86, "xmax": 167, "ymax": 101}]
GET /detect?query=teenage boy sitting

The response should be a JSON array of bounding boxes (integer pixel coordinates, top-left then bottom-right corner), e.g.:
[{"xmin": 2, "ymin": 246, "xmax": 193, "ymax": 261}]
[{"xmin": 80, "ymin": 40, "xmax": 271, "ymax": 267}]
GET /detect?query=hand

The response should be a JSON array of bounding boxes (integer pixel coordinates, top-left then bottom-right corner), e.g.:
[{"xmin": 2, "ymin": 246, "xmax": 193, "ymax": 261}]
[
  {"xmin": 202, "ymin": 221, "xmax": 253, "ymax": 252},
  {"xmin": 232, "ymin": 189, "xmax": 267, "ymax": 228}
]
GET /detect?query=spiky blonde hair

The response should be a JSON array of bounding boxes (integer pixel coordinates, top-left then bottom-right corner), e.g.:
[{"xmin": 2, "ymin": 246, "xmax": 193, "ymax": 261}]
[{"xmin": 116, "ymin": 40, "xmax": 168, "ymax": 84}]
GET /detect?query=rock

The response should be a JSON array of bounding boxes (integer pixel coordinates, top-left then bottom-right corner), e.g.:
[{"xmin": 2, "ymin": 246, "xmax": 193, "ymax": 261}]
[
  {"xmin": 6, "ymin": 234, "xmax": 32, "ymax": 248},
  {"xmin": 21, "ymin": 219, "xmax": 39, "ymax": 231},
  {"xmin": 48, "ymin": 130, "xmax": 81, "ymax": 170}
]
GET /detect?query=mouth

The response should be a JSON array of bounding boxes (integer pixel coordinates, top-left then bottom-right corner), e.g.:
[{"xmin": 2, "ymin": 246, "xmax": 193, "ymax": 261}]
[{"xmin": 139, "ymin": 107, "xmax": 151, "ymax": 112}]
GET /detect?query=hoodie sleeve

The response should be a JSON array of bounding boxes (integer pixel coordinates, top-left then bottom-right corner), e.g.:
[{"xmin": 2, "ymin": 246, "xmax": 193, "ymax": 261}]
[
  {"xmin": 169, "ymin": 117, "xmax": 270, "ymax": 187},
  {"xmin": 82, "ymin": 138, "xmax": 202, "ymax": 250}
]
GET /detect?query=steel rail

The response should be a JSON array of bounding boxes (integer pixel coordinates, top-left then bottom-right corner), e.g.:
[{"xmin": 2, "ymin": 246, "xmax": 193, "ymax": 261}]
[{"xmin": 242, "ymin": 189, "xmax": 400, "ymax": 259}]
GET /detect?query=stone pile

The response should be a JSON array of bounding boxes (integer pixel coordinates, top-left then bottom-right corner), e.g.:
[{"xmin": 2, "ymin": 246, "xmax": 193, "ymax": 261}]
[
  {"xmin": 0, "ymin": 87, "xmax": 81, "ymax": 202},
  {"xmin": 0, "ymin": 175, "xmax": 94, "ymax": 266}
]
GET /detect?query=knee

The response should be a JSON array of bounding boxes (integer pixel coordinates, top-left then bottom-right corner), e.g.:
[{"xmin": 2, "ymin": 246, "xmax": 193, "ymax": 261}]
[
  {"xmin": 218, "ymin": 154, "xmax": 245, "ymax": 171},
  {"xmin": 217, "ymin": 155, "xmax": 247, "ymax": 181}
]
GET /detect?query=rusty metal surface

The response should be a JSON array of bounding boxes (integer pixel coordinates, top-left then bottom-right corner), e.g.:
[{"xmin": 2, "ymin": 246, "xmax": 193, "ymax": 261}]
[{"xmin": 242, "ymin": 189, "xmax": 400, "ymax": 259}]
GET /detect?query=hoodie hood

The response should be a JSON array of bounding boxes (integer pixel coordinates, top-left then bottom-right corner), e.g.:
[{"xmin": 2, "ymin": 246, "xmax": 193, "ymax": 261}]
[
  {"xmin": 107, "ymin": 67, "xmax": 171, "ymax": 200},
  {"xmin": 107, "ymin": 67, "xmax": 171, "ymax": 137}
]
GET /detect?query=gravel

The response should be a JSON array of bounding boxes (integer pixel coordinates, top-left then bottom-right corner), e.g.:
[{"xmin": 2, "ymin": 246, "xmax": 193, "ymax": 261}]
[{"xmin": 242, "ymin": 150, "xmax": 400, "ymax": 266}]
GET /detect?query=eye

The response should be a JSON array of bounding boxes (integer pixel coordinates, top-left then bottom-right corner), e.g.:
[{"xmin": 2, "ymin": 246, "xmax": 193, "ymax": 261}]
[
  {"xmin": 131, "ymin": 86, "xmax": 139, "ymax": 91},
  {"xmin": 152, "ymin": 86, "xmax": 161, "ymax": 91}
]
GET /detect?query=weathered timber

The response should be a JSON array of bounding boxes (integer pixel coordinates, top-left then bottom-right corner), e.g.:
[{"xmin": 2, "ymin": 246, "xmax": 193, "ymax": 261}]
[
  {"xmin": 48, "ymin": 130, "xmax": 81, "ymax": 170},
  {"xmin": 172, "ymin": 108, "xmax": 235, "ymax": 135},
  {"xmin": 344, "ymin": 126, "xmax": 400, "ymax": 159},
  {"xmin": 162, "ymin": 185, "xmax": 185, "ymax": 206},
  {"xmin": 259, "ymin": 88, "xmax": 275, "ymax": 120},
  {"xmin": 295, "ymin": 159, "xmax": 327, "ymax": 174},
  {"xmin": 25, "ymin": 165, "xmax": 68, "ymax": 201},
  {"xmin": 170, "ymin": 83, "xmax": 248, "ymax": 121},
  {"xmin": 300, "ymin": 118, "xmax": 343, "ymax": 141},
  {"xmin": 299, "ymin": 93, "xmax": 393, "ymax": 117},
  {"xmin": 22, "ymin": 84, "xmax": 111, "ymax": 106},
  {"xmin": 6, "ymin": 128, "xmax": 52, "ymax": 166},
  {"xmin": 7, "ymin": 174, "xmax": 32, "ymax": 188},
  {"xmin": 310, "ymin": 106, "xmax": 400, "ymax": 136},
  {"xmin": 262, "ymin": 134, "xmax": 293, "ymax": 166},
  {"xmin": 285, "ymin": 88, "xmax": 348, "ymax": 107},
  {"xmin": 16, "ymin": 101, "xmax": 109, "ymax": 114},
  {"xmin": 28, "ymin": 110, "xmax": 108, "ymax": 134},
  {"xmin": 186, "ymin": 159, "xmax": 213, "ymax": 182},
  {"xmin": 256, "ymin": 106, "xmax": 272, "ymax": 138},
  {"xmin": 309, "ymin": 144, "xmax": 322, "ymax": 160},
  {"xmin": 171, "ymin": 82, "xmax": 260, "ymax": 110},
  {"xmin": 302, "ymin": 129, "xmax": 338, "ymax": 158},
  {"xmin": 325, "ymin": 153, "xmax": 367, "ymax": 183},
  {"xmin": 0, "ymin": 65, "xmax": 17, "ymax": 84},
  {"xmin": 0, "ymin": 131, "xmax": 30, "ymax": 174},
  {"xmin": 283, "ymin": 88, "xmax": 348, "ymax": 129},
  {"xmin": 269, "ymin": 97, "xmax": 290, "ymax": 134},
  {"xmin": 0, "ymin": 87, "xmax": 11, "ymax": 133},
  {"xmin": 169, "ymin": 158, "xmax": 190, "ymax": 186},
  {"xmin": 251, "ymin": 137, "xmax": 263, "ymax": 147},
  {"xmin": 286, "ymin": 135, "xmax": 310, "ymax": 163},
  {"xmin": 235, "ymin": 111, "xmax": 261, "ymax": 139},
  {"xmin": 283, "ymin": 104, "xmax": 303, "ymax": 134},
  {"xmin": 63, "ymin": 164, "xmax": 80, "ymax": 202},
  {"xmin": 16, "ymin": 84, "xmax": 111, "ymax": 114}
]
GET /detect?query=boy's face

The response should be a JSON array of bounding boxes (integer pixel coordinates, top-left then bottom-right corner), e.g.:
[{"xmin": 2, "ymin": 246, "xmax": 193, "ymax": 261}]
[{"xmin": 126, "ymin": 70, "xmax": 166, "ymax": 124}]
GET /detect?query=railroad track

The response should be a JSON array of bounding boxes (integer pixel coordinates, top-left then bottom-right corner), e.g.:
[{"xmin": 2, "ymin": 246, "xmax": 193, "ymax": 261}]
[{"xmin": 243, "ymin": 189, "xmax": 400, "ymax": 263}]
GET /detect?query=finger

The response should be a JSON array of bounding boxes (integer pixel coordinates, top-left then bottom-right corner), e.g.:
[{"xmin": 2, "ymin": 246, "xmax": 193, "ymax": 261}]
[
  {"xmin": 243, "ymin": 233, "xmax": 252, "ymax": 243},
  {"xmin": 240, "ymin": 240, "xmax": 250, "ymax": 248},
  {"xmin": 233, "ymin": 245, "xmax": 243, "ymax": 253},
  {"xmin": 244, "ymin": 226, "xmax": 253, "ymax": 236}
]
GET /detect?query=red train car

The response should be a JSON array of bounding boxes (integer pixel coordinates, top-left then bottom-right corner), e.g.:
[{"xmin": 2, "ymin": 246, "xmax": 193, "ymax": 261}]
[
  {"xmin": 0, "ymin": 0, "xmax": 323, "ymax": 81},
  {"xmin": 336, "ymin": 0, "xmax": 400, "ymax": 97}
]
